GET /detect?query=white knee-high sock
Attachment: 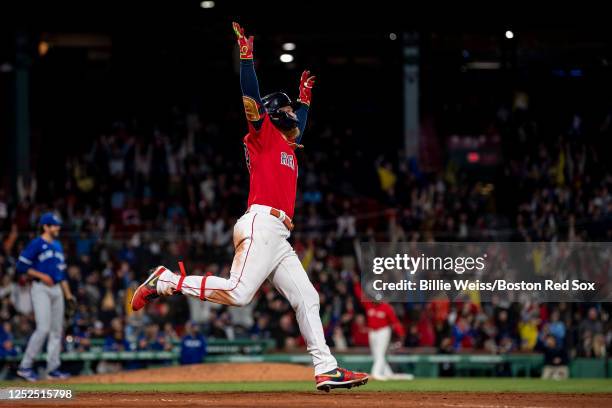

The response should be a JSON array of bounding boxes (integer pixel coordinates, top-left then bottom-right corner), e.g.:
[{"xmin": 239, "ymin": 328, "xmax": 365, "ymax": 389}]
[
  {"xmin": 157, "ymin": 269, "xmax": 204, "ymax": 298},
  {"xmin": 157, "ymin": 269, "xmax": 236, "ymax": 299}
]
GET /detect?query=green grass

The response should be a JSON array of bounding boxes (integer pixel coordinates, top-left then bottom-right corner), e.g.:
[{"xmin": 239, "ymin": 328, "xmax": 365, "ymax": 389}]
[{"xmin": 2, "ymin": 379, "xmax": 612, "ymax": 393}]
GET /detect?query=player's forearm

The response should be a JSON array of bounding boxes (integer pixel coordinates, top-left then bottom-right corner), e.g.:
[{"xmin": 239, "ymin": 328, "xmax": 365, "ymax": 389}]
[
  {"xmin": 240, "ymin": 60, "xmax": 265, "ymax": 127},
  {"xmin": 388, "ymin": 309, "xmax": 405, "ymax": 337},
  {"xmin": 233, "ymin": 23, "xmax": 264, "ymax": 127},
  {"xmin": 240, "ymin": 60, "xmax": 263, "ymax": 104},
  {"xmin": 295, "ymin": 71, "xmax": 315, "ymax": 142},
  {"xmin": 295, "ymin": 104, "xmax": 309, "ymax": 143},
  {"xmin": 353, "ymin": 281, "xmax": 372, "ymax": 309},
  {"xmin": 60, "ymin": 280, "xmax": 73, "ymax": 299},
  {"xmin": 26, "ymin": 268, "xmax": 47, "ymax": 281},
  {"xmin": 393, "ymin": 323, "xmax": 406, "ymax": 338}
]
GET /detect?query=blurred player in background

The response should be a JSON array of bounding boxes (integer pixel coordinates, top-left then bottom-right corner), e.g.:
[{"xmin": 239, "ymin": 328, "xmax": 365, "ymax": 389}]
[
  {"xmin": 131, "ymin": 22, "xmax": 369, "ymax": 391},
  {"xmin": 15, "ymin": 212, "xmax": 75, "ymax": 381},
  {"xmin": 353, "ymin": 277, "xmax": 414, "ymax": 381}
]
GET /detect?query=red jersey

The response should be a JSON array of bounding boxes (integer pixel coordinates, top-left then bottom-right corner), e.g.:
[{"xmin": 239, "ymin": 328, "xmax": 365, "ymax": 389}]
[
  {"xmin": 353, "ymin": 282, "xmax": 406, "ymax": 337},
  {"xmin": 243, "ymin": 115, "xmax": 299, "ymax": 218}
]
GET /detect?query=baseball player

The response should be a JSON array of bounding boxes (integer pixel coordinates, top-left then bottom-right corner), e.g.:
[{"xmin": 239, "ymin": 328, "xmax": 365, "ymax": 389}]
[
  {"xmin": 16, "ymin": 212, "xmax": 75, "ymax": 381},
  {"xmin": 353, "ymin": 280, "xmax": 414, "ymax": 381},
  {"xmin": 131, "ymin": 22, "xmax": 368, "ymax": 391}
]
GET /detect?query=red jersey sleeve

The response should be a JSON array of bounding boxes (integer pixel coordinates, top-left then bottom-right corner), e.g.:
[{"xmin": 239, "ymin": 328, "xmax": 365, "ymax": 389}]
[
  {"xmin": 246, "ymin": 115, "xmax": 274, "ymax": 150},
  {"xmin": 353, "ymin": 281, "xmax": 374, "ymax": 312},
  {"xmin": 382, "ymin": 303, "xmax": 405, "ymax": 338}
]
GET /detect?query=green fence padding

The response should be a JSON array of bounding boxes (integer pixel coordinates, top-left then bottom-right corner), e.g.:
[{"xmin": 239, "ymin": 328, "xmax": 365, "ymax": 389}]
[{"xmin": 570, "ymin": 358, "xmax": 607, "ymax": 378}]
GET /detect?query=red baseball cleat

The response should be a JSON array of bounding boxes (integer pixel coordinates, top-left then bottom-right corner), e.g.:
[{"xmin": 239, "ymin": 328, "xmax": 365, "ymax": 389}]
[
  {"xmin": 131, "ymin": 266, "xmax": 168, "ymax": 311},
  {"xmin": 315, "ymin": 367, "xmax": 369, "ymax": 392}
]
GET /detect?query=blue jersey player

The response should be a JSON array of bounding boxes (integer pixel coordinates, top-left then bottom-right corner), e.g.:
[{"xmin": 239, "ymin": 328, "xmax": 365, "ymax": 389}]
[{"xmin": 16, "ymin": 212, "xmax": 75, "ymax": 381}]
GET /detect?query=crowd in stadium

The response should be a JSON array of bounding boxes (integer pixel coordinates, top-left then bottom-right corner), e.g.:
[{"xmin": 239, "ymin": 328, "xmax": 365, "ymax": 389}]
[{"xmin": 0, "ymin": 96, "xmax": 610, "ymax": 372}]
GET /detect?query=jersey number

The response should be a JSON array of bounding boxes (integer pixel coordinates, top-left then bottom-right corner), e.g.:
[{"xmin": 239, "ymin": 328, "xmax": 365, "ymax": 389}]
[{"xmin": 242, "ymin": 96, "xmax": 261, "ymax": 122}]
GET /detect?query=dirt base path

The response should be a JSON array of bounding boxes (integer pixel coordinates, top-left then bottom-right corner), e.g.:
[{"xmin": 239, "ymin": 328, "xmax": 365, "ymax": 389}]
[
  {"xmin": 9, "ymin": 391, "xmax": 612, "ymax": 408},
  {"xmin": 63, "ymin": 363, "xmax": 314, "ymax": 383}
]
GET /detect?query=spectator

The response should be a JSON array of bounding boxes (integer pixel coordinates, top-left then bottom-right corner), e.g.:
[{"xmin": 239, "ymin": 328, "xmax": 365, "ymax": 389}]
[
  {"xmin": 541, "ymin": 335, "xmax": 569, "ymax": 380},
  {"xmin": 180, "ymin": 322, "xmax": 207, "ymax": 365},
  {"xmin": 104, "ymin": 318, "xmax": 131, "ymax": 352},
  {"xmin": 138, "ymin": 324, "xmax": 168, "ymax": 351},
  {"xmin": 350, "ymin": 314, "xmax": 369, "ymax": 347},
  {"xmin": 0, "ymin": 322, "xmax": 18, "ymax": 358},
  {"xmin": 592, "ymin": 334, "xmax": 607, "ymax": 358},
  {"xmin": 579, "ymin": 307, "xmax": 603, "ymax": 338},
  {"xmin": 548, "ymin": 309, "xmax": 566, "ymax": 346},
  {"xmin": 438, "ymin": 336, "xmax": 455, "ymax": 377},
  {"xmin": 405, "ymin": 324, "xmax": 420, "ymax": 348},
  {"xmin": 332, "ymin": 326, "xmax": 348, "ymax": 351},
  {"xmin": 452, "ymin": 317, "xmax": 475, "ymax": 350},
  {"xmin": 519, "ymin": 315, "xmax": 539, "ymax": 352},
  {"xmin": 271, "ymin": 313, "xmax": 299, "ymax": 350}
]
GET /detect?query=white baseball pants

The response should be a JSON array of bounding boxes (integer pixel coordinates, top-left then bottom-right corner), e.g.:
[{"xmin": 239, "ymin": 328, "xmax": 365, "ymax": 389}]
[
  {"xmin": 157, "ymin": 204, "xmax": 338, "ymax": 375},
  {"xmin": 369, "ymin": 326, "xmax": 393, "ymax": 379}
]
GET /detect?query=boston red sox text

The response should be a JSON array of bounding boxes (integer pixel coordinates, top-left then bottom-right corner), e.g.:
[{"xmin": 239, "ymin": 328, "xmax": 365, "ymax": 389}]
[{"xmin": 372, "ymin": 279, "xmax": 596, "ymax": 292}]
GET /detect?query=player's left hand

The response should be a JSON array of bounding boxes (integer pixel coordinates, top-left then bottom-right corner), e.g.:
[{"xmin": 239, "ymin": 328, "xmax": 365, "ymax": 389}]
[
  {"xmin": 65, "ymin": 296, "xmax": 77, "ymax": 319},
  {"xmin": 297, "ymin": 70, "xmax": 316, "ymax": 106}
]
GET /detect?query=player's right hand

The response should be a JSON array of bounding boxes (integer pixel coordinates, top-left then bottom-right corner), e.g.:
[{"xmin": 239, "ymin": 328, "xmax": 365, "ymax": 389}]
[
  {"xmin": 40, "ymin": 274, "xmax": 54, "ymax": 286},
  {"xmin": 232, "ymin": 22, "xmax": 254, "ymax": 60}
]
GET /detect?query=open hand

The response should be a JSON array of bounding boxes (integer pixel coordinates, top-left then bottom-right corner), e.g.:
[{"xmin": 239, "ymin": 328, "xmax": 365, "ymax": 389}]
[
  {"xmin": 298, "ymin": 70, "xmax": 316, "ymax": 106},
  {"xmin": 232, "ymin": 22, "xmax": 254, "ymax": 60}
]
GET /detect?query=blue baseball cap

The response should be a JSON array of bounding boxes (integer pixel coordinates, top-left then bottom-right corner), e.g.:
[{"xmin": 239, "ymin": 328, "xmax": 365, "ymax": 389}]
[{"xmin": 39, "ymin": 212, "xmax": 62, "ymax": 226}]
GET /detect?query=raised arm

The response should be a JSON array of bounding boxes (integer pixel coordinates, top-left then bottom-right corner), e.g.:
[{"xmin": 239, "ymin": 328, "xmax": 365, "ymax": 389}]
[
  {"xmin": 383, "ymin": 303, "xmax": 406, "ymax": 338},
  {"xmin": 232, "ymin": 22, "xmax": 265, "ymax": 129},
  {"xmin": 353, "ymin": 279, "xmax": 374, "ymax": 312},
  {"xmin": 295, "ymin": 70, "xmax": 316, "ymax": 143}
]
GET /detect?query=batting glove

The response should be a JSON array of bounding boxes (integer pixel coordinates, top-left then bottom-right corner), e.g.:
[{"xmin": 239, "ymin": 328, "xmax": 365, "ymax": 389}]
[
  {"xmin": 232, "ymin": 21, "xmax": 254, "ymax": 60},
  {"xmin": 297, "ymin": 70, "xmax": 316, "ymax": 107}
]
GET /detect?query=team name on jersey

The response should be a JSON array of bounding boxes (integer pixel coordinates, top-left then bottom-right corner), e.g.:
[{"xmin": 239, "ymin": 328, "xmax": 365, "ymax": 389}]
[
  {"xmin": 38, "ymin": 249, "xmax": 64, "ymax": 263},
  {"xmin": 184, "ymin": 339, "xmax": 203, "ymax": 348},
  {"xmin": 243, "ymin": 143, "xmax": 251, "ymax": 171},
  {"xmin": 280, "ymin": 152, "xmax": 295, "ymax": 170}
]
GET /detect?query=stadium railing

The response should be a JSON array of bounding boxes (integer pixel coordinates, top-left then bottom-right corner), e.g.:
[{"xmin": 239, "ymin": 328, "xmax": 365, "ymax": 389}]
[{"xmin": 2, "ymin": 348, "xmax": 609, "ymax": 379}]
